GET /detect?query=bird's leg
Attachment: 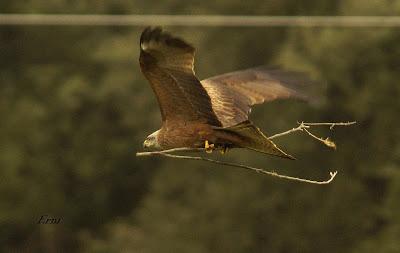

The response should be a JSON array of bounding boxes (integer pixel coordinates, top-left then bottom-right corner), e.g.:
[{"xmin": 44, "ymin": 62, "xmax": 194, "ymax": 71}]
[
  {"xmin": 220, "ymin": 145, "xmax": 229, "ymax": 155},
  {"xmin": 204, "ymin": 140, "xmax": 215, "ymax": 153}
]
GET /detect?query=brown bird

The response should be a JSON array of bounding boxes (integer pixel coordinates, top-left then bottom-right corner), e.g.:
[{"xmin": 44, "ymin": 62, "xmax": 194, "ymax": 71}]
[{"xmin": 140, "ymin": 27, "xmax": 315, "ymax": 159}]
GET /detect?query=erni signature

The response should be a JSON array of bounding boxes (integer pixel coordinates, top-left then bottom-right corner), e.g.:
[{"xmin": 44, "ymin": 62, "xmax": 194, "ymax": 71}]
[{"xmin": 37, "ymin": 215, "xmax": 62, "ymax": 224}]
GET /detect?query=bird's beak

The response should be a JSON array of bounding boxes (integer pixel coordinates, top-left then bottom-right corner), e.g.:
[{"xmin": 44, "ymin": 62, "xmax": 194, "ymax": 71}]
[{"xmin": 143, "ymin": 139, "xmax": 149, "ymax": 148}]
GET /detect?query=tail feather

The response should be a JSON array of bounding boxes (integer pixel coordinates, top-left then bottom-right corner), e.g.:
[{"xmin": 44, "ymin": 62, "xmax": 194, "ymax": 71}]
[{"xmin": 219, "ymin": 120, "xmax": 295, "ymax": 160}]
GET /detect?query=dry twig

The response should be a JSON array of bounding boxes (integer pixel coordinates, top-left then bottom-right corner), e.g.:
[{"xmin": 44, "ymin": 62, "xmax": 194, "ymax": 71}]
[
  {"xmin": 269, "ymin": 121, "xmax": 356, "ymax": 149},
  {"xmin": 137, "ymin": 149, "xmax": 337, "ymax": 184},
  {"xmin": 136, "ymin": 121, "xmax": 356, "ymax": 184}
]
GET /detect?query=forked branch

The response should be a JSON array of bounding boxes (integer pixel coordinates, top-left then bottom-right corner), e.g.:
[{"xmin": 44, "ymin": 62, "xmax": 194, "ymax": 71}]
[
  {"xmin": 269, "ymin": 121, "xmax": 356, "ymax": 149},
  {"xmin": 137, "ymin": 149, "xmax": 337, "ymax": 184},
  {"xmin": 136, "ymin": 121, "xmax": 356, "ymax": 185}
]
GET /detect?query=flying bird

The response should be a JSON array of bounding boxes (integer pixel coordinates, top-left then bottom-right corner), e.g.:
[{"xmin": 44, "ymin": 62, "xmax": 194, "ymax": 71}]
[{"xmin": 139, "ymin": 27, "xmax": 316, "ymax": 159}]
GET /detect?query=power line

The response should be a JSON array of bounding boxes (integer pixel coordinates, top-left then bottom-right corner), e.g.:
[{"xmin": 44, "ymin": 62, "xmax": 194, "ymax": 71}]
[{"xmin": 0, "ymin": 14, "xmax": 400, "ymax": 27}]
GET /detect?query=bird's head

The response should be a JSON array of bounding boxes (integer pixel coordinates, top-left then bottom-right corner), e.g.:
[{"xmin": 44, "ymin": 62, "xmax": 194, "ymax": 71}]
[{"xmin": 143, "ymin": 130, "xmax": 161, "ymax": 149}]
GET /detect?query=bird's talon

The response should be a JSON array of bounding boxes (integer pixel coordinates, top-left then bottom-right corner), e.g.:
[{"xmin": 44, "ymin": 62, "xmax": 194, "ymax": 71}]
[
  {"xmin": 220, "ymin": 146, "xmax": 229, "ymax": 155},
  {"xmin": 205, "ymin": 140, "xmax": 214, "ymax": 153}
]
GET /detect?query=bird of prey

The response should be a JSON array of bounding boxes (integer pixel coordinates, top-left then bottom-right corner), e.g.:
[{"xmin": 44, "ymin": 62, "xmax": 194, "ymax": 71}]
[{"xmin": 140, "ymin": 27, "xmax": 315, "ymax": 159}]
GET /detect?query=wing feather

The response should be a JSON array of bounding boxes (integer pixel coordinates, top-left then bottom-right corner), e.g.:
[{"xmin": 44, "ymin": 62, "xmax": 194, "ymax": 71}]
[
  {"xmin": 139, "ymin": 27, "xmax": 221, "ymax": 126},
  {"xmin": 201, "ymin": 66, "xmax": 318, "ymax": 126}
]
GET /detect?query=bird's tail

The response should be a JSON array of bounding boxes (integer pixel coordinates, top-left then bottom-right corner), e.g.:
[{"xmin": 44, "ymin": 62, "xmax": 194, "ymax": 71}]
[{"xmin": 217, "ymin": 120, "xmax": 295, "ymax": 160}]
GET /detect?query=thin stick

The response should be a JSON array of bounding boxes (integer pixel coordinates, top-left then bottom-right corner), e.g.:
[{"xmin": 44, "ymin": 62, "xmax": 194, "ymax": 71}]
[
  {"xmin": 302, "ymin": 127, "xmax": 337, "ymax": 149},
  {"xmin": 136, "ymin": 121, "xmax": 355, "ymax": 184},
  {"xmin": 136, "ymin": 147, "xmax": 204, "ymax": 155},
  {"xmin": 136, "ymin": 150, "xmax": 337, "ymax": 184},
  {"xmin": 269, "ymin": 123, "xmax": 309, "ymax": 139},
  {"xmin": 301, "ymin": 121, "xmax": 356, "ymax": 129},
  {"xmin": 269, "ymin": 121, "xmax": 356, "ymax": 148}
]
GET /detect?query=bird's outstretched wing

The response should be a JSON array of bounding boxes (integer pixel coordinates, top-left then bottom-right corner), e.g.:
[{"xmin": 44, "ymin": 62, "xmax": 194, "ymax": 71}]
[
  {"xmin": 139, "ymin": 27, "xmax": 221, "ymax": 126},
  {"xmin": 201, "ymin": 66, "xmax": 318, "ymax": 127}
]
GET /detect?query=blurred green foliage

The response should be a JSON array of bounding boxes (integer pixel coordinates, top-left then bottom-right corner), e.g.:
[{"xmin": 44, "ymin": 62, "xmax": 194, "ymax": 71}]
[{"xmin": 1, "ymin": 0, "xmax": 400, "ymax": 252}]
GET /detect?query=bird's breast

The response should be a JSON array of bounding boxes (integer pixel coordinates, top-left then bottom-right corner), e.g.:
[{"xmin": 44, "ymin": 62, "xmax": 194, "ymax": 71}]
[{"xmin": 160, "ymin": 122, "xmax": 215, "ymax": 148}]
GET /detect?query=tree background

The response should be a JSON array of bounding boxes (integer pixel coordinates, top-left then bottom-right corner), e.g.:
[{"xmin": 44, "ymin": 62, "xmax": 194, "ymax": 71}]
[{"xmin": 1, "ymin": 0, "xmax": 399, "ymax": 252}]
